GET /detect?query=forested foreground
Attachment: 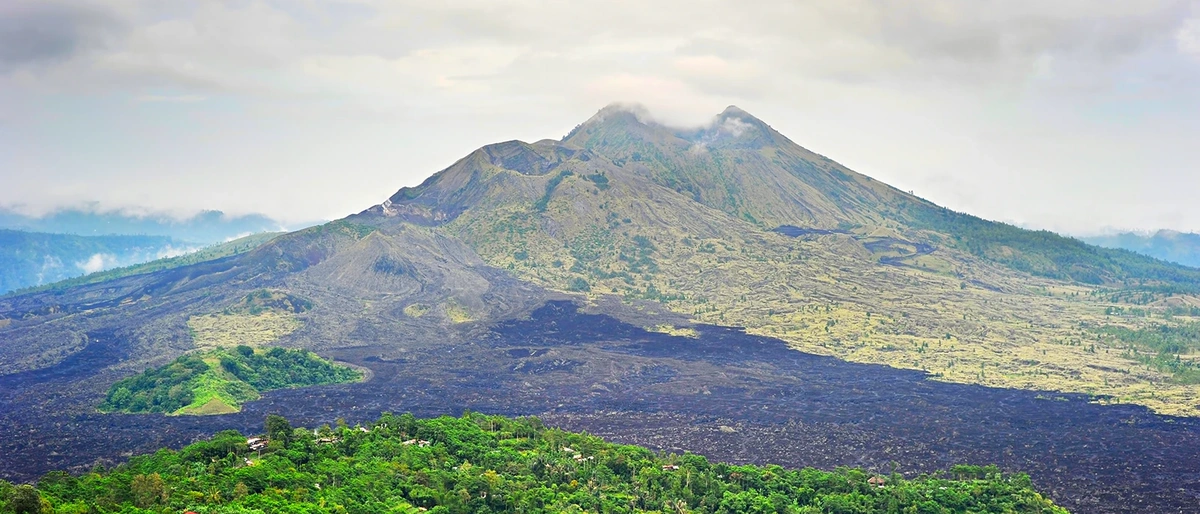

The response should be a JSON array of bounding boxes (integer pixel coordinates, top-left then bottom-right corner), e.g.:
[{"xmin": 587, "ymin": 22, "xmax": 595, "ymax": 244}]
[{"xmin": 0, "ymin": 413, "xmax": 1066, "ymax": 514}]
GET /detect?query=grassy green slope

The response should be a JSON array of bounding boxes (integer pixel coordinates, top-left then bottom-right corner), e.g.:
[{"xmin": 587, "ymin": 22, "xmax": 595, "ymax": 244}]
[
  {"xmin": 10, "ymin": 412, "xmax": 1066, "ymax": 513},
  {"xmin": 99, "ymin": 346, "xmax": 360, "ymax": 415}
]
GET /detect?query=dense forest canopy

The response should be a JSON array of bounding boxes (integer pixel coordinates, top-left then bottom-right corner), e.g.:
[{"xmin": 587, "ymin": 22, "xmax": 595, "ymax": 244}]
[{"xmin": 0, "ymin": 413, "xmax": 1066, "ymax": 513}]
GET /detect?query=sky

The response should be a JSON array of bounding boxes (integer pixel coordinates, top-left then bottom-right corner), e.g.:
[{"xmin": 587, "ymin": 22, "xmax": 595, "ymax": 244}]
[{"xmin": 1, "ymin": 0, "xmax": 1199, "ymax": 235}]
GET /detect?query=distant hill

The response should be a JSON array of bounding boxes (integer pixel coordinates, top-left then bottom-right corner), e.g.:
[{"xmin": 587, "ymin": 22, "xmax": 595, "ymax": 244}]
[
  {"xmin": 0, "ymin": 208, "xmax": 314, "ymax": 244},
  {"xmin": 0, "ymin": 230, "xmax": 194, "ymax": 294},
  {"xmin": 5, "ymin": 231, "xmax": 283, "ymax": 296},
  {"xmin": 0, "ymin": 230, "xmax": 286, "ymax": 296},
  {"xmin": 1083, "ymin": 230, "xmax": 1200, "ymax": 269}
]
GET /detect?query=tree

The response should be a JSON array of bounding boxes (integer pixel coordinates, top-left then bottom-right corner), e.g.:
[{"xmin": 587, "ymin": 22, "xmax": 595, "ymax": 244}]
[
  {"xmin": 9, "ymin": 484, "xmax": 43, "ymax": 514},
  {"xmin": 266, "ymin": 413, "xmax": 293, "ymax": 446},
  {"xmin": 131, "ymin": 473, "xmax": 166, "ymax": 508},
  {"xmin": 234, "ymin": 482, "xmax": 250, "ymax": 500}
]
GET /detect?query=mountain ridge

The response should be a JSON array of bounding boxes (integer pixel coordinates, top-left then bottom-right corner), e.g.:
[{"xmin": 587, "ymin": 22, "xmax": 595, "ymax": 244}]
[
  {"xmin": 4, "ymin": 103, "xmax": 1200, "ymax": 418},
  {"xmin": 1083, "ymin": 230, "xmax": 1200, "ymax": 269},
  {"xmin": 0, "ymin": 208, "xmax": 313, "ymax": 243}
]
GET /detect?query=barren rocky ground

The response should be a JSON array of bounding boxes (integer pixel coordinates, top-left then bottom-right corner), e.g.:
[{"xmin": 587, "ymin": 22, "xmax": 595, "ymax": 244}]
[{"xmin": 2, "ymin": 301, "xmax": 1197, "ymax": 513}]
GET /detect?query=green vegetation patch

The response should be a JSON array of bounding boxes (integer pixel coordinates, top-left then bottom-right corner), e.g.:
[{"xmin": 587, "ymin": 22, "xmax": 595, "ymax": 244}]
[
  {"xmin": 226, "ymin": 289, "xmax": 314, "ymax": 315},
  {"xmin": 1091, "ymin": 322, "xmax": 1200, "ymax": 384},
  {"xmin": 583, "ymin": 171, "xmax": 611, "ymax": 190},
  {"xmin": 534, "ymin": 169, "xmax": 574, "ymax": 212},
  {"xmin": 443, "ymin": 301, "xmax": 475, "ymax": 323},
  {"xmin": 403, "ymin": 303, "xmax": 431, "ymax": 318},
  {"xmin": 6, "ymin": 412, "xmax": 1066, "ymax": 513},
  {"xmin": 100, "ymin": 346, "xmax": 361, "ymax": 415},
  {"xmin": 647, "ymin": 324, "xmax": 700, "ymax": 338}
]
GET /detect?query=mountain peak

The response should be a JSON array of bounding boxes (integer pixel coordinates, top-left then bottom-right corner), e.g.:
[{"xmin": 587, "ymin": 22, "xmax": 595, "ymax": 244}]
[
  {"xmin": 582, "ymin": 103, "xmax": 763, "ymax": 131},
  {"xmin": 719, "ymin": 105, "xmax": 749, "ymax": 117},
  {"xmin": 587, "ymin": 103, "xmax": 654, "ymax": 126}
]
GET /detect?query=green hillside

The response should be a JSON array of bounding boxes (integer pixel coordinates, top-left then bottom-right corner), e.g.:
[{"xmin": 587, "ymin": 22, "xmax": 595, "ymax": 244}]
[
  {"xmin": 0, "ymin": 412, "xmax": 1065, "ymax": 513},
  {"xmin": 100, "ymin": 346, "xmax": 360, "ymax": 415}
]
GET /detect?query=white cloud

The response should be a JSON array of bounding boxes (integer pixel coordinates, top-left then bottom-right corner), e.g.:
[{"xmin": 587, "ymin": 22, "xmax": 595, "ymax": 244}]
[
  {"xmin": 155, "ymin": 244, "xmax": 198, "ymax": 259},
  {"xmin": 1178, "ymin": 18, "xmax": 1200, "ymax": 55},
  {"xmin": 718, "ymin": 117, "xmax": 752, "ymax": 137},
  {"xmin": 76, "ymin": 253, "xmax": 116, "ymax": 274}
]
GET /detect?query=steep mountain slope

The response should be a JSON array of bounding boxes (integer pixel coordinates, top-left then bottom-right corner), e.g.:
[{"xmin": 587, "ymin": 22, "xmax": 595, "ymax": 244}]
[
  {"xmin": 366, "ymin": 104, "xmax": 1200, "ymax": 414},
  {"xmin": 564, "ymin": 105, "xmax": 912, "ymax": 230},
  {"xmin": 0, "ymin": 219, "xmax": 548, "ymax": 377},
  {"xmin": 565, "ymin": 105, "xmax": 1200, "ymax": 288}
]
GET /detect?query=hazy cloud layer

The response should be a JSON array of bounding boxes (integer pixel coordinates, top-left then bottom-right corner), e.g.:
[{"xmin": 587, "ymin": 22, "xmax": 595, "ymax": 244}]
[
  {"xmin": 0, "ymin": 2, "xmax": 124, "ymax": 69},
  {"xmin": 1, "ymin": 0, "xmax": 1198, "ymax": 234}
]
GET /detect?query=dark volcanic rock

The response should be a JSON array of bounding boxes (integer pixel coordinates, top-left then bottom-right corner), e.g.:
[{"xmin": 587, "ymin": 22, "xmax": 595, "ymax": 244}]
[{"xmin": 0, "ymin": 301, "xmax": 1197, "ymax": 513}]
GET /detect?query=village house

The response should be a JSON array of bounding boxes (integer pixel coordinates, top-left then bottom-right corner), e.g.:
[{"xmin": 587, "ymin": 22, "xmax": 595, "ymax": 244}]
[{"xmin": 246, "ymin": 437, "xmax": 269, "ymax": 451}]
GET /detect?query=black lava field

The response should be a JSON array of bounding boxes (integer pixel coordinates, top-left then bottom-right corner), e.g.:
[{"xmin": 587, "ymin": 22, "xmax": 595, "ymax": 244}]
[{"xmin": 2, "ymin": 302, "xmax": 1198, "ymax": 513}]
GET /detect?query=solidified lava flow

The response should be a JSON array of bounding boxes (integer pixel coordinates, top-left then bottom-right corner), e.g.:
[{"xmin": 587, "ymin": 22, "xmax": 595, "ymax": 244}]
[{"xmin": 1, "ymin": 301, "xmax": 1198, "ymax": 513}]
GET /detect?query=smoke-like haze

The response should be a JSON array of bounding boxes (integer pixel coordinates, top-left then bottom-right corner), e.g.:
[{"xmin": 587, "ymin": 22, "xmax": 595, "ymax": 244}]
[
  {"xmin": 1, "ymin": 0, "xmax": 1198, "ymax": 234},
  {"xmin": 75, "ymin": 253, "xmax": 116, "ymax": 274}
]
